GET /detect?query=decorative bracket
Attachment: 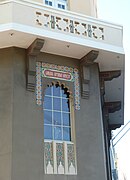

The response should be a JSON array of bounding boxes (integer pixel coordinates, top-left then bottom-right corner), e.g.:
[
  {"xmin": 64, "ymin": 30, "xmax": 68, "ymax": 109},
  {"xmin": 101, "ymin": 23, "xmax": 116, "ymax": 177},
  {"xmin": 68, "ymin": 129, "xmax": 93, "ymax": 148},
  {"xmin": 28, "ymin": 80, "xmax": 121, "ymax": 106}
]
[
  {"xmin": 104, "ymin": 101, "xmax": 121, "ymax": 114},
  {"xmin": 80, "ymin": 50, "xmax": 99, "ymax": 66},
  {"xmin": 99, "ymin": 70, "xmax": 121, "ymax": 96},
  {"xmin": 80, "ymin": 50, "xmax": 99, "ymax": 98},
  {"xmin": 104, "ymin": 101, "xmax": 122, "ymax": 130},
  {"xmin": 26, "ymin": 38, "xmax": 44, "ymax": 91}
]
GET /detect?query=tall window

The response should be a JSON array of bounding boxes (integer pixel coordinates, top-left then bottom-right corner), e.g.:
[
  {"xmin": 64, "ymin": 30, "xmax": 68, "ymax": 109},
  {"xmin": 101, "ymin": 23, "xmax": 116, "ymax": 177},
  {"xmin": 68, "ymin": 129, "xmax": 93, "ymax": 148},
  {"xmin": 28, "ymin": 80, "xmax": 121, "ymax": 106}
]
[
  {"xmin": 44, "ymin": 83, "xmax": 71, "ymax": 141},
  {"xmin": 44, "ymin": 0, "xmax": 67, "ymax": 10},
  {"xmin": 43, "ymin": 83, "xmax": 77, "ymax": 175}
]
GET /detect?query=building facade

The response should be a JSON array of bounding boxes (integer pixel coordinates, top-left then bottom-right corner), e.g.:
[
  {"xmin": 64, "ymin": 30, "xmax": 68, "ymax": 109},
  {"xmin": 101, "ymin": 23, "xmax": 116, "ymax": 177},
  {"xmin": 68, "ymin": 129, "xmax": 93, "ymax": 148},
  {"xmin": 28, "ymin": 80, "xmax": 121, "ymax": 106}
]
[{"xmin": 0, "ymin": 0, "xmax": 125, "ymax": 180}]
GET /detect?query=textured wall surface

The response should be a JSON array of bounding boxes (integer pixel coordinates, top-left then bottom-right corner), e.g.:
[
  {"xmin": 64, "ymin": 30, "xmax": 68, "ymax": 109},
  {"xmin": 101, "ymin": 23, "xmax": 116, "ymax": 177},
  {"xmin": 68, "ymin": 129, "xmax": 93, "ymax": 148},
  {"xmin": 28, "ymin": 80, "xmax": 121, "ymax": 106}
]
[
  {"xmin": 0, "ymin": 47, "xmax": 107, "ymax": 180},
  {"xmin": 0, "ymin": 48, "xmax": 13, "ymax": 180}
]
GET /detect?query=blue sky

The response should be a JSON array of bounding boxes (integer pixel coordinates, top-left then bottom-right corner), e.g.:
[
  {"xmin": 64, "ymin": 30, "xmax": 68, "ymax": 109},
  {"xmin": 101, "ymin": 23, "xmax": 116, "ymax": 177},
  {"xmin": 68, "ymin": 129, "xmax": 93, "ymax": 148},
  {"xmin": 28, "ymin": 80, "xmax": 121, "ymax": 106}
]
[{"xmin": 97, "ymin": 1, "xmax": 130, "ymax": 179}]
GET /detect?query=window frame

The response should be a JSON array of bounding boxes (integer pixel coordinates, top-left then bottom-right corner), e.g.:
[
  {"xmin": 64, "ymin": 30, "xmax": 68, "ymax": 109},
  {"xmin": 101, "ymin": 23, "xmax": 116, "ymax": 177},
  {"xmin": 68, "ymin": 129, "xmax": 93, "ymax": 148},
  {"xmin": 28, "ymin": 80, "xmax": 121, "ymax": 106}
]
[
  {"xmin": 43, "ymin": 83, "xmax": 77, "ymax": 175},
  {"xmin": 43, "ymin": 83, "xmax": 75, "ymax": 142},
  {"xmin": 44, "ymin": 0, "xmax": 68, "ymax": 10},
  {"xmin": 36, "ymin": 62, "xmax": 78, "ymax": 174}
]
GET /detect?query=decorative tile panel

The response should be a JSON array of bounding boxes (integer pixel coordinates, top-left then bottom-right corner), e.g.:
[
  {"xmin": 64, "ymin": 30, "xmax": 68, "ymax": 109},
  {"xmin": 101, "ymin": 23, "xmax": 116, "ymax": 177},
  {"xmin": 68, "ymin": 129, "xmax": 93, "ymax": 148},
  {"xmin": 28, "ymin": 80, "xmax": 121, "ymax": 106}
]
[
  {"xmin": 56, "ymin": 143, "xmax": 64, "ymax": 167},
  {"xmin": 74, "ymin": 68, "xmax": 80, "ymax": 110},
  {"xmin": 36, "ymin": 62, "xmax": 42, "ymax": 105},
  {"xmin": 42, "ymin": 63, "xmax": 74, "ymax": 73},
  {"xmin": 42, "ymin": 68, "xmax": 74, "ymax": 82},
  {"xmin": 36, "ymin": 62, "xmax": 80, "ymax": 110},
  {"xmin": 44, "ymin": 141, "xmax": 77, "ymax": 175},
  {"xmin": 44, "ymin": 142, "xmax": 54, "ymax": 174},
  {"xmin": 56, "ymin": 143, "xmax": 64, "ymax": 174},
  {"xmin": 67, "ymin": 144, "xmax": 75, "ymax": 169}
]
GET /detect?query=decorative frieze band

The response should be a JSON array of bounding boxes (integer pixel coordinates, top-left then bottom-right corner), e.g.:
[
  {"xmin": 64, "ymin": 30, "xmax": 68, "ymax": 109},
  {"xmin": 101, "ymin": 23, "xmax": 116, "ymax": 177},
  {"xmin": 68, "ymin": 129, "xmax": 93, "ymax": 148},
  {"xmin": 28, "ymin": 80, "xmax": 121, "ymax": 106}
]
[{"xmin": 36, "ymin": 11, "xmax": 104, "ymax": 41}]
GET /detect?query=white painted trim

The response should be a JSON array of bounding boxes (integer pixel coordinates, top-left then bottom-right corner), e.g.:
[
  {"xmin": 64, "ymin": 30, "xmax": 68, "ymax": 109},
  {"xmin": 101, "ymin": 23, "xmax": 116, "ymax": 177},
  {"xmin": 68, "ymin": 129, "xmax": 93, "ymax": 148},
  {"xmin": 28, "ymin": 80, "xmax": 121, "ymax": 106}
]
[
  {"xmin": 0, "ymin": 0, "xmax": 123, "ymax": 29},
  {"xmin": 52, "ymin": 141, "xmax": 57, "ymax": 174},
  {"xmin": 44, "ymin": 140, "xmax": 73, "ymax": 144},
  {"xmin": 0, "ymin": 23, "xmax": 124, "ymax": 54},
  {"xmin": 64, "ymin": 142, "xmax": 68, "ymax": 174},
  {"xmin": 0, "ymin": 23, "xmax": 14, "ymax": 32}
]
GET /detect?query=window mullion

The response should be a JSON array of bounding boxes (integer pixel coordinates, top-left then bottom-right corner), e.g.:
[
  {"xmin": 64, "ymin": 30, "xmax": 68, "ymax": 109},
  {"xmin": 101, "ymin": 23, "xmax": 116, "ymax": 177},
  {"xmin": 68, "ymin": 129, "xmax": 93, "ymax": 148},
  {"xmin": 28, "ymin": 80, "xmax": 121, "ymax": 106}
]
[
  {"xmin": 54, "ymin": 0, "xmax": 56, "ymax": 8},
  {"xmin": 52, "ymin": 86, "xmax": 54, "ymax": 140},
  {"xmin": 52, "ymin": 141, "xmax": 57, "ymax": 174},
  {"xmin": 60, "ymin": 89, "xmax": 63, "ymax": 141},
  {"xmin": 64, "ymin": 141, "xmax": 68, "ymax": 174}
]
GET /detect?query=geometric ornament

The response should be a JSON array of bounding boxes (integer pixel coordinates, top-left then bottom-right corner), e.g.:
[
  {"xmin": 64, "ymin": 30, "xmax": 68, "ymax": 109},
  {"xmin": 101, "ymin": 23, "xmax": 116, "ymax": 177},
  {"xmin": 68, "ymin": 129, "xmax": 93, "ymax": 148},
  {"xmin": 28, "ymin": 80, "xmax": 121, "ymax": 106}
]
[{"xmin": 36, "ymin": 62, "xmax": 80, "ymax": 110}]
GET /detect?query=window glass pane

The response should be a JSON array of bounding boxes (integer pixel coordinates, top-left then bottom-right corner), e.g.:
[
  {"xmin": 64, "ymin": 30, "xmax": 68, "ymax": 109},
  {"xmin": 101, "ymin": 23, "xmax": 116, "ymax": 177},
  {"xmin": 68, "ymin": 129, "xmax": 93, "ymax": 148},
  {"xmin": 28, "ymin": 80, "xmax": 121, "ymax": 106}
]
[
  {"xmin": 63, "ymin": 127, "xmax": 71, "ymax": 141},
  {"xmin": 53, "ymin": 112, "xmax": 61, "ymax": 125},
  {"xmin": 63, "ymin": 113, "xmax": 70, "ymax": 126},
  {"xmin": 45, "ymin": 0, "xmax": 67, "ymax": 9},
  {"xmin": 44, "ymin": 111, "xmax": 52, "ymax": 124},
  {"xmin": 45, "ymin": 0, "xmax": 48, "ymax": 4},
  {"xmin": 62, "ymin": 99, "xmax": 69, "ymax": 112},
  {"xmin": 54, "ymin": 126, "xmax": 62, "ymax": 140},
  {"xmin": 58, "ymin": 4, "xmax": 61, "ymax": 8},
  {"xmin": 44, "ymin": 84, "xmax": 71, "ymax": 141},
  {"xmin": 53, "ymin": 97, "xmax": 61, "ymax": 111},
  {"xmin": 49, "ymin": 1, "xmax": 52, "ymax": 6},
  {"xmin": 58, "ymin": 4, "xmax": 65, "ymax": 9},
  {"xmin": 62, "ymin": 5, "xmax": 65, "ymax": 9},
  {"xmin": 61, "ymin": 89, "xmax": 67, "ymax": 98},
  {"xmin": 44, "ymin": 125, "xmax": 53, "ymax": 139},
  {"xmin": 45, "ymin": 0, "xmax": 52, "ymax": 6},
  {"xmin": 53, "ymin": 86, "xmax": 60, "ymax": 97},
  {"xmin": 45, "ymin": 86, "xmax": 52, "ymax": 96},
  {"xmin": 44, "ymin": 96, "xmax": 52, "ymax": 110}
]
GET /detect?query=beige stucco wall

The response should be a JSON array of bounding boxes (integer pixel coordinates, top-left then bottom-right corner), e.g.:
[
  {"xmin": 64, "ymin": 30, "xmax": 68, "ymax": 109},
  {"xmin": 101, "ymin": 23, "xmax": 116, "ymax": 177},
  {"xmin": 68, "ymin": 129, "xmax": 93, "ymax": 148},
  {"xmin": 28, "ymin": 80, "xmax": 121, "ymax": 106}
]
[
  {"xmin": 69, "ymin": 0, "xmax": 90, "ymax": 15},
  {"xmin": 69, "ymin": 0, "xmax": 97, "ymax": 17},
  {"xmin": 0, "ymin": 48, "xmax": 13, "ymax": 180},
  {"xmin": 0, "ymin": 47, "xmax": 107, "ymax": 180},
  {"xmin": 26, "ymin": 0, "xmax": 98, "ymax": 17},
  {"xmin": 0, "ymin": 3, "xmax": 13, "ymax": 24},
  {"xmin": 90, "ymin": 0, "xmax": 98, "ymax": 17},
  {"xmin": 31, "ymin": 0, "xmax": 42, "ymax": 3}
]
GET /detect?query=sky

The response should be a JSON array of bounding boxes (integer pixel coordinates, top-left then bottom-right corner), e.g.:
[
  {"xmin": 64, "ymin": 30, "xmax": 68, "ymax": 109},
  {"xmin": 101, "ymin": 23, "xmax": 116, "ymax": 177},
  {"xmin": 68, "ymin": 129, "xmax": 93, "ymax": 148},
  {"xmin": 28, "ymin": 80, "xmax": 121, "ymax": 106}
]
[{"xmin": 97, "ymin": 0, "xmax": 130, "ymax": 179}]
